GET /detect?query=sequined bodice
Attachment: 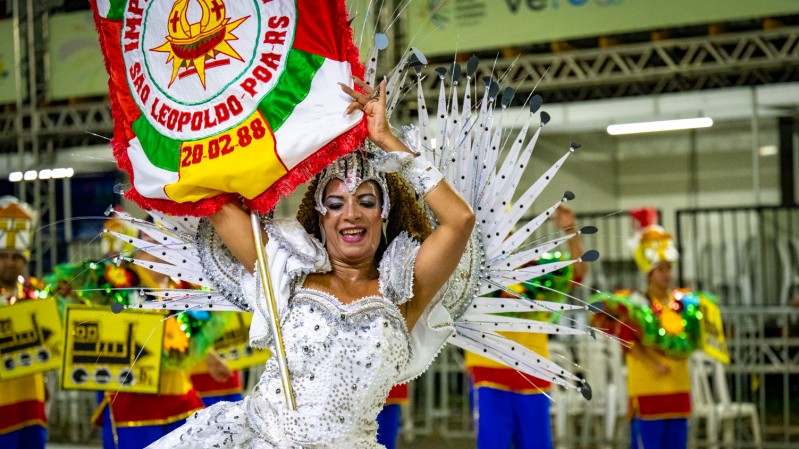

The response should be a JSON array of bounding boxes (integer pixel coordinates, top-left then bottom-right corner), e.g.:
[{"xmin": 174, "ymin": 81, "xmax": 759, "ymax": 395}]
[
  {"xmin": 245, "ymin": 288, "xmax": 411, "ymax": 447},
  {"xmin": 148, "ymin": 221, "xmax": 420, "ymax": 449}
]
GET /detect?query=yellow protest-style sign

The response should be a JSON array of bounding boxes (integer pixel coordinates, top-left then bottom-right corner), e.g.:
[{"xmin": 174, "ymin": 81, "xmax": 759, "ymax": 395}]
[
  {"xmin": 214, "ymin": 312, "xmax": 270, "ymax": 371},
  {"xmin": 62, "ymin": 306, "xmax": 165, "ymax": 393},
  {"xmin": 0, "ymin": 298, "xmax": 63, "ymax": 380},
  {"xmin": 698, "ymin": 295, "xmax": 730, "ymax": 365}
]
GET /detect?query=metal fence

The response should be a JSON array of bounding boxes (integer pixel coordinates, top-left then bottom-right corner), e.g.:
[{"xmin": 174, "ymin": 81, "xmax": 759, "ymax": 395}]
[{"xmin": 676, "ymin": 206, "xmax": 799, "ymax": 307}]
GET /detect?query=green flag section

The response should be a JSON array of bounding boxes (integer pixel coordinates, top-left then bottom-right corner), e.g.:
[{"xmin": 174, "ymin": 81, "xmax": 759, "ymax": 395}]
[{"xmin": 90, "ymin": 0, "xmax": 367, "ymax": 216}]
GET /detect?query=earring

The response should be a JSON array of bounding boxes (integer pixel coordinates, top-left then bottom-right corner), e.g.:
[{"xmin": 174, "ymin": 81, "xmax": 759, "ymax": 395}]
[{"xmin": 319, "ymin": 227, "xmax": 326, "ymax": 245}]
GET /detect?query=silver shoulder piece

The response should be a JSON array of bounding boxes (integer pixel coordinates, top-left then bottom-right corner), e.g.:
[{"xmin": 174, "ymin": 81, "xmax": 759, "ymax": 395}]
[
  {"xmin": 196, "ymin": 218, "xmax": 250, "ymax": 310},
  {"xmin": 264, "ymin": 218, "xmax": 330, "ymax": 279},
  {"xmin": 378, "ymin": 232, "xmax": 420, "ymax": 305}
]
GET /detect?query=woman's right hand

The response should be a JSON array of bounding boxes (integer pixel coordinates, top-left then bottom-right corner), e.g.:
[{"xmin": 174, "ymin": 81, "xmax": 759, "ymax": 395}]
[{"xmin": 340, "ymin": 77, "xmax": 415, "ymax": 155}]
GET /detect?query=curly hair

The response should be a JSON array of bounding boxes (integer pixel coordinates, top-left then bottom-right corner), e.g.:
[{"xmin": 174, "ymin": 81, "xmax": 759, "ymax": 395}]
[{"xmin": 296, "ymin": 173, "xmax": 432, "ymax": 262}]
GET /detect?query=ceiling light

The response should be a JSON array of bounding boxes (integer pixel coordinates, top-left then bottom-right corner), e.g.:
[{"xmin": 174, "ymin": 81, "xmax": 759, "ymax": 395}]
[
  {"xmin": 8, "ymin": 167, "xmax": 75, "ymax": 182},
  {"xmin": 758, "ymin": 145, "xmax": 777, "ymax": 157},
  {"xmin": 607, "ymin": 117, "xmax": 713, "ymax": 135}
]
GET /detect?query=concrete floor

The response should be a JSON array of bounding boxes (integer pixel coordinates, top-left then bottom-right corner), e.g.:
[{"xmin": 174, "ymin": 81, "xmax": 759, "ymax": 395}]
[
  {"xmin": 48, "ymin": 445, "xmax": 101, "ymax": 449},
  {"xmin": 47, "ymin": 437, "xmax": 476, "ymax": 449},
  {"xmin": 47, "ymin": 439, "xmax": 473, "ymax": 449},
  {"xmin": 397, "ymin": 435, "xmax": 475, "ymax": 449}
]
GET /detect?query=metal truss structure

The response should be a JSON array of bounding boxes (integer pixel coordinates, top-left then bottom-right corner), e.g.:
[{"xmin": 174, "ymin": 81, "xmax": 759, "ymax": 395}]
[
  {"xmin": 4, "ymin": 25, "xmax": 799, "ymax": 152},
  {"xmin": 417, "ymin": 26, "xmax": 799, "ymax": 104},
  {"xmin": 1, "ymin": 102, "xmax": 114, "ymax": 145}
]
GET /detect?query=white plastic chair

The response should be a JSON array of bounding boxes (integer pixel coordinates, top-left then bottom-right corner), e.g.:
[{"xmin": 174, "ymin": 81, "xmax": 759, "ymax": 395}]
[
  {"xmin": 603, "ymin": 340, "xmax": 628, "ymax": 448},
  {"xmin": 551, "ymin": 337, "xmax": 627, "ymax": 449},
  {"xmin": 689, "ymin": 353, "xmax": 718, "ymax": 449},
  {"xmin": 548, "ymin": 340, "xmax": 584, "ymax": 449},
  {"xmin": 710, "ymin": 359, "xmax": 762, "ymax": 449}
]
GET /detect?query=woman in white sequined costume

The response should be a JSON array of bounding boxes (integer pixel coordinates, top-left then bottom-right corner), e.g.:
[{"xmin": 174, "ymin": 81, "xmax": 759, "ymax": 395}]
[{"xmin": 146, "ymin": 78, "xmax": 475, "ymax": 448}]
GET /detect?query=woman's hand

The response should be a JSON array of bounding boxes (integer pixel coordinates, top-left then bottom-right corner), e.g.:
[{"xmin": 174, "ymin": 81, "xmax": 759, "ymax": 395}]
[
  {"xmin": 340, "ymin": 77, "xmax": 410, "ymax": 154},
  {"xmin": 550, "ymin": 203, "xmax": 587, "ymax": 282},
  {"xmin": 551, "ymin": 204, "xmax": 577, "ymax": 234},
  {"xmin": 205, "ymin": 350, "xmax": 233, "ymax": 383}
]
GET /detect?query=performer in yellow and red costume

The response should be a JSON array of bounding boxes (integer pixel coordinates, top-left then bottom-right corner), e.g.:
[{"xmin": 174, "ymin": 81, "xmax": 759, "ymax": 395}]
[
  {"xmin": 0, "ymin": 196, "xmax": 48, "ymax": 449},
  {"xmin": 94, "ymin": 223, "xmax": 208, "ymax": 449},
  {"xmin": 465, "ymin": 205, "xmax": 586, "ymax": 449},
  {"xmin": 590, "ymin": 208, "xmax": 715, "ymax": 449},
  {"xmin": 46, "ymin": 216, "xmax": 210, "ymax": 449}
]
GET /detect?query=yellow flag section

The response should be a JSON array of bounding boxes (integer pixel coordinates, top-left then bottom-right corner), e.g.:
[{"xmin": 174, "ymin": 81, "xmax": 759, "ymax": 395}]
[
  {"xmin": 0, "ymin": 298, "xmax": 63, "ymax": 380},
  {"xmin": 698, "ymin": 295, "xmax": 730, "ymax": 365},
  {"xmin": 214, "ymin": 312, "xmax": 270, "ymax": 371},
  {"xmin": 164, "ymin": 111, "xmax": 287, "ymax": 203},
  {"xmin": 62, "ymin": 306, "xmax": 165, "ymax": 393}
]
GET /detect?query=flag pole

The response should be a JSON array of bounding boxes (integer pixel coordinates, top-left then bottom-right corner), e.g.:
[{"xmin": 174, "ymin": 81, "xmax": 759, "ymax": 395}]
[{"xmin": 250, "ymin": 212, "xmax": 296, "ymax": 409}]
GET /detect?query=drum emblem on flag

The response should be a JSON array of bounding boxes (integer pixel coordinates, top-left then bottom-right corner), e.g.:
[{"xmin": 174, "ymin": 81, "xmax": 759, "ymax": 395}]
[
  {"xmin": 125, "ymin": 0, "xmax": 295, "ymax": 140},
  {"xmin": 150, "ymin": 0, "xmax": 249, "ymax": 89}
]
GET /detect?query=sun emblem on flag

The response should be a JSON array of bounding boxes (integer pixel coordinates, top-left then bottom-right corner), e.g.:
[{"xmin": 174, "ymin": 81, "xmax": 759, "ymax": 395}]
[{"xmin": 150, "ymin": 0, "xmax": 249, "ymax": 89}]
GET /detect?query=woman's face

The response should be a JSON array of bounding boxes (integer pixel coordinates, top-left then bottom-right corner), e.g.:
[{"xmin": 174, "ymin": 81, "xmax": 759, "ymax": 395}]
[{"xmin": 319, "ymin": 179, "xmax": 383, "ymax": 265}]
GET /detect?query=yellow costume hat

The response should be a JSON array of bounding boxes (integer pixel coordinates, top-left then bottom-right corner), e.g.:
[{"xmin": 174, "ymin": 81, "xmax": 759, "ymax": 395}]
[
  {"xmin": 0, "ymin": 196, "xmax": 37, "ymax": 260},
  {"xmin": 630, "ymin": 208, "xmax": 679, "ymax": 273}
]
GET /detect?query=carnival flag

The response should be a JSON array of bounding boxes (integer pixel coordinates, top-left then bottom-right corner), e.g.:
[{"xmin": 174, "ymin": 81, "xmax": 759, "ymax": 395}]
[{"xmin": 91, "ymin": 0, "xmax": 367, "ymax": 215}]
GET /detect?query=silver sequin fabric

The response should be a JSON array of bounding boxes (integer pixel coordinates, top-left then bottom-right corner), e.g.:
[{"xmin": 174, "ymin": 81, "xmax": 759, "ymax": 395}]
[{"xmin": 147, "ymin": 221, "xmax": 414, "ymax": 449}]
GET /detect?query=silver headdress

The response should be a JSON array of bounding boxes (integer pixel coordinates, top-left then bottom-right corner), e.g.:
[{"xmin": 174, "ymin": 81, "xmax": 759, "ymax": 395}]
[{"xmin": 314, "ymin": 148, "xmax": 390, "ymax": 219}]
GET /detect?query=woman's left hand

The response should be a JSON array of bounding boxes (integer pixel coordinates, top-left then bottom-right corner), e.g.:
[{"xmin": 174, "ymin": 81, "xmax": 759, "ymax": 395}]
[{"xmin": 339, "ymin": 77, "xmax": 401, "ymax": 151}]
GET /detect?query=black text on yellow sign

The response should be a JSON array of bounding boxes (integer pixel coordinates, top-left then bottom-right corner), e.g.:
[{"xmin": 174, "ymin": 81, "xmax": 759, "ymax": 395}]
[
  {"xmin": 214, "ymin": 312, "xmax": 270, "ymax": 371},
  {"xmin": 0, "ymin": 298, "xmax": 63, "ymax": 380},
  {"xmin": 61, "ymin": 306, "xmax": 165, "ymax": 393}
]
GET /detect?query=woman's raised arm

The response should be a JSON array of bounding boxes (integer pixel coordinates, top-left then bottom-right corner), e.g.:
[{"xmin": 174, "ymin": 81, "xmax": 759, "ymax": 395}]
[
  {"xmin": 341, "ymin": 77, "xmax": 475, "ymax": 322},
  {"xmin": 209, "ymin": 202, "xmax": 266, "ymax": 273},
  {"xmin": 409, "ymin": 174, "xmax": 475, "ymax": 306}
]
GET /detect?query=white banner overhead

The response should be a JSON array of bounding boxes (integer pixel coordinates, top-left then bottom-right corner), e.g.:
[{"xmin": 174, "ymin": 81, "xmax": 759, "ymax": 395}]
[{"xmin": 404, "ymin": 0, "xmax": 799, "ymax": 56}]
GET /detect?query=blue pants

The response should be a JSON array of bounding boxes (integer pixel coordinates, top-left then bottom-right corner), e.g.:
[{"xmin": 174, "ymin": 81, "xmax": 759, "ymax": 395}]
[
  {"xmin": 199, "ymin": 392, "xmax": 243, "ymax": 407},
  {"xmin": 100, "ymin": 398, "xmax": 187, "ymax": 449},
  {"xmin": 0, "ymin": 425, "xmax": 47, "ymax": 449},
  {"xmin": 376, "ymin": 404, "xmax": 401, "ymax": 449},
  {"xmin": 630, "ymin": 417, "xmax": 688, "ymax": 449},
  {"xmin": 472, "ymin": 386, "xmax": 553, "ymax": 449}
]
